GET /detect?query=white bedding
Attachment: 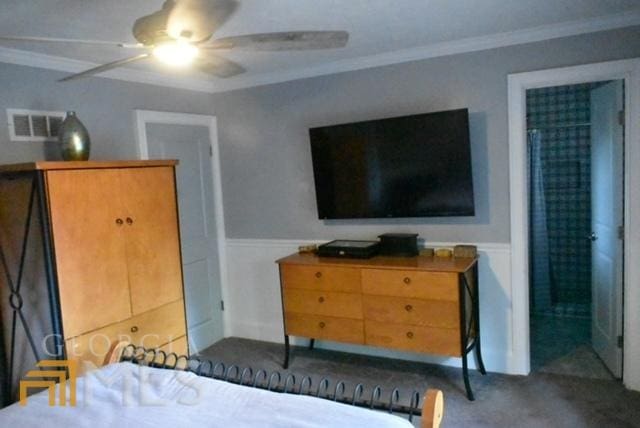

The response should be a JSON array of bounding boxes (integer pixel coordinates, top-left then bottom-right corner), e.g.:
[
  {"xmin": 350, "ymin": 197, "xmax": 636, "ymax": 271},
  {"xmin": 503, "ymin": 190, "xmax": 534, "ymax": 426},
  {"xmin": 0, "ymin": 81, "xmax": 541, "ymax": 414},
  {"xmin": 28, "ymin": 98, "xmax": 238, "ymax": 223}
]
[{"xmin": 0, "ymin": 362, "xmax": 414, "ymax": 427}]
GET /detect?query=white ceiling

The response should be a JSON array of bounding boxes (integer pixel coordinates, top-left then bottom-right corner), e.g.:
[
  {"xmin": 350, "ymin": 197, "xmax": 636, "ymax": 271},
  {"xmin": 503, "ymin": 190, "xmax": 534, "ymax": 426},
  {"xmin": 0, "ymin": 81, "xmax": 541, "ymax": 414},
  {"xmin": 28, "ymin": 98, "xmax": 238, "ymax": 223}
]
[{"xmin": 1, "ymin": 0, "xmax": 640, "ymax": 92}]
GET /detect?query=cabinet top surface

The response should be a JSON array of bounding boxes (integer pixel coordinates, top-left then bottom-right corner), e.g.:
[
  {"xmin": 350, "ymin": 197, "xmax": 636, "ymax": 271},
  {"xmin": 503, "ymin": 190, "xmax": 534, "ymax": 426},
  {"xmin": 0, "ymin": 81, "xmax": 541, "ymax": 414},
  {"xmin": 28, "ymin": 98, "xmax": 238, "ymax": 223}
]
[
  {"xmin": 0, "ymin": 160, "xmax": 178, "ymax": 172},
  {"xmin": 276, "ymin": 252, "xmax": 478, "ymax": 272}
]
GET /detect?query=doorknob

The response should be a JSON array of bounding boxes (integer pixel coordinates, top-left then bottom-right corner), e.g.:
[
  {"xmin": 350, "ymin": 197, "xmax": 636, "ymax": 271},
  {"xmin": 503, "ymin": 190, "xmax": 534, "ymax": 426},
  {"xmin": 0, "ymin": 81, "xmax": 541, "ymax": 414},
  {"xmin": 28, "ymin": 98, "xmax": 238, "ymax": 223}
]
[{"xmin": 589, "ymin": 233, "xmax": 598, "ymax": 242}]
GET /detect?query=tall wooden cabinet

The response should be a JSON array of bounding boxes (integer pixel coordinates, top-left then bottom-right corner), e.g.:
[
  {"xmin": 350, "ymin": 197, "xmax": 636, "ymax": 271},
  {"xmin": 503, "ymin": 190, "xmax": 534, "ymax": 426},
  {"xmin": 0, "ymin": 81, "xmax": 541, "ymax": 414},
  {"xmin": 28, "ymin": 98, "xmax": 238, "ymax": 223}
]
[{"xmin": 0, "ymin": 161, "xmax": 189, "ymax": 400}]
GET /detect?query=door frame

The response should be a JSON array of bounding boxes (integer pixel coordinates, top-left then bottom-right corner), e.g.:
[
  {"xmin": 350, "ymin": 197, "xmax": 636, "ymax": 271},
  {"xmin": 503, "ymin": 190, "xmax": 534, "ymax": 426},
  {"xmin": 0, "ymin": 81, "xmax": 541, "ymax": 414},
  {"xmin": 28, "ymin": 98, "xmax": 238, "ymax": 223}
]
[
  {"xmin": 134, "ymin": 110, "xmax": 230, "ymax": 343},
  {"xmin": 508, "ymin": 58, "xmax": 640, "ymax": 390}
]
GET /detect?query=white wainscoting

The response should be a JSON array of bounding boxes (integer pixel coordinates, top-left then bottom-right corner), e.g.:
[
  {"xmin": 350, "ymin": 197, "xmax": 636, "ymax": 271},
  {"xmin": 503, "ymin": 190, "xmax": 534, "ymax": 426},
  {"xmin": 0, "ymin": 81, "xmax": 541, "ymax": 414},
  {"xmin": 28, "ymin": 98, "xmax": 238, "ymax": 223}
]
[{"xmin": 224, "ymin": 239, "xmax": 522, "ymax": 375}]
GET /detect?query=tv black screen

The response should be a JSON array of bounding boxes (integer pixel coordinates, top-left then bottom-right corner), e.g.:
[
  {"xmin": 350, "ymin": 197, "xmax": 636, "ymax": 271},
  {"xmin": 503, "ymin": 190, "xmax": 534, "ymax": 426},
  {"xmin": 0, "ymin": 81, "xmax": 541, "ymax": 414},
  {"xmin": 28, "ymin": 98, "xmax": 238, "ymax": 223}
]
[{"xmin": 309, "ymin": 108, "xmax": 474, "ymax": 219}]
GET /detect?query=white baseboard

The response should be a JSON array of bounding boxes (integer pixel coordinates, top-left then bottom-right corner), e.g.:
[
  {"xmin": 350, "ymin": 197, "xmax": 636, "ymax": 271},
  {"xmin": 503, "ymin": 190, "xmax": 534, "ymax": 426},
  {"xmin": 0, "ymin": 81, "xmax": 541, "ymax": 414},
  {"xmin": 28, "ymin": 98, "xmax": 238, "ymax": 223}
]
[{"xmin": 223, "ymin": 238, "xmax": 523, "ymax": 375}]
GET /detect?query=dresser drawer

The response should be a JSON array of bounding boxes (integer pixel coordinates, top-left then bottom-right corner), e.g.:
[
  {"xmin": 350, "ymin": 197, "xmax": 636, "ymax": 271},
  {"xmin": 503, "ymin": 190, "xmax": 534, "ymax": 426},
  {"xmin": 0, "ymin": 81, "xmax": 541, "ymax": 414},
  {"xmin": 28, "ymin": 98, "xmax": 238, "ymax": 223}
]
[
  {"xmin": 363, "ymin": 295, "xmax": 459, "ymax": 328},
  {"xmin": 286, "ymin": 313, "xmax": 364, "ymax": 344},
  {"xmin": 362, "ymin": 269, "xmax": 458, "ymax": 301},
  {"xmin": 281, "ymin": 264, "xmax": 361, "ymax": 293},
  {"xmin": 365, "ymin": 320, "xmax": 460, "ymax": 357},
  {"xmin": 66, "ymin": 299, "xmax": 187, "ymax": 369},
  {"xmin": 283, "ymin": 288, "xmax": 363, "ymax": 319}
]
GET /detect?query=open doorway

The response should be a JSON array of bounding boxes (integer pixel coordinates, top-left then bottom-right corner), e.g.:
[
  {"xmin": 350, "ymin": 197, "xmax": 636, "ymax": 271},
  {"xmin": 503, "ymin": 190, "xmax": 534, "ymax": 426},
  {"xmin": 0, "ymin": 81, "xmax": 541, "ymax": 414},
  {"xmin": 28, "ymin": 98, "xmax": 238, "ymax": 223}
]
[{"xmin": 526, "ymin": 81, "xmax": 624, "ymax": 379}]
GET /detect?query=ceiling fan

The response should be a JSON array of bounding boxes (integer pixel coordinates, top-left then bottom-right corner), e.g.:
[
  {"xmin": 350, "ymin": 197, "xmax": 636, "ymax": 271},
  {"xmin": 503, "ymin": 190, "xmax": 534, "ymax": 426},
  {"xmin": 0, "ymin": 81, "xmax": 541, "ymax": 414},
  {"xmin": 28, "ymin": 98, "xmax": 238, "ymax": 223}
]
[{"xmin": 0, "ymin": 0, "xmax": 349, "ymax": 82}]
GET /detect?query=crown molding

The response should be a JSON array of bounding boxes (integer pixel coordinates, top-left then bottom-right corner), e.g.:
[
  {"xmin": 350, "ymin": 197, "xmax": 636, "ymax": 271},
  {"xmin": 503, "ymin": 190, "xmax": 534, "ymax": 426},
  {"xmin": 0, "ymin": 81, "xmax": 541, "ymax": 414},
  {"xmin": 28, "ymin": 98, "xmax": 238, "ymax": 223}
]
[
  {"xmin": 220, "ymin": 10, "xmax": 640, "ymax": 92},
  {"xmin": 1, "ymin": 10, "xmax": 639, "ymax": 94}
]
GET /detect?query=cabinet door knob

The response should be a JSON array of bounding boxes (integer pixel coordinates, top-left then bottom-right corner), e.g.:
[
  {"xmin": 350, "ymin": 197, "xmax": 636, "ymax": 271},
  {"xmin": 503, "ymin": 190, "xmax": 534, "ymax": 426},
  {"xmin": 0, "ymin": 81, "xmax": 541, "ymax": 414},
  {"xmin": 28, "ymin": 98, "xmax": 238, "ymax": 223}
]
[
  {"xmin": 405, "ymin": 304, "xmax": 413, "ymax": 312},
  {"xmin": 115, "ymin": 218, "xmax": 123, "ymax": 226},
  {"xmin": 315, "ymin": 271, "xmax": 322, "ymax": 279},
  {"xmin": 403, "ymin": 277, "xmax": 411, "ymax": 284},
  {"xmin": 406, "ymin": 331, "xmax": 414, "ymax": 339},
  {"xmin": 126, "ymin": 217, "xmax": 134, "ymax": 225},
  {"xmin": 318, "ymin": 296, "xmax": 325, "ymax": 303},
  {"xmin": 318, "ymin": 321, "xmax": 326, "ymax": 329},
  {"xmin": 130, "ymin": 326, "xmax": 139, "ymax": 333}
]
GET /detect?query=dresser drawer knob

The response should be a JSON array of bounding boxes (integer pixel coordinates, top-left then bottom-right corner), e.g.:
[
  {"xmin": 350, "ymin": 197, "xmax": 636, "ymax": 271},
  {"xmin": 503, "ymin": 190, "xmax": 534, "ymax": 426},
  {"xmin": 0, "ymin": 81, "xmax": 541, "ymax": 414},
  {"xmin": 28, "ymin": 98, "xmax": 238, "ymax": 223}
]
[
  {"xmin": 405, "ymin": 304, "xmax": 413, "ymax": 312},
  {"xmin": 126, "ymin": 217, "xmax": 134, "ymax": 225},
  {"xmin": 318, "ymin": 296, "xmax": 325, "ymax": 303},
  {"xmin": 403, "ymin": 277, "xmax": 411, "ymax": 284},
  {"xmin": 130, "ymin": 326, "xmax": 139, "ymax": 333},
  {"xmin": 115, "ymin": 218, "xmax": 124, "ymax": 226},
  {"xmin": 315, "ymin": 271, "xmax": 322, "ymax": 279},
  {"xmin": 318, "ymin": 321, "xmax": 326, "ymax": 329},
  {"xmin": 406, "ymin": 331, "xmax": 414, "ymax": 339}
]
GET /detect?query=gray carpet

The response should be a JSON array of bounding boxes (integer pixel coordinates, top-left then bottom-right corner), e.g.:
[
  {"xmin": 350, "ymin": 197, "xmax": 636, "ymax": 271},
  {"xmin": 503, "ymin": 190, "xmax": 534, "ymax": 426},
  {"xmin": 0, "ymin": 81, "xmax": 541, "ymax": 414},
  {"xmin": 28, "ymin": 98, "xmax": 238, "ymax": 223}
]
[{"xmin": 198, "ymin": 338, "xmax": 640, "ymax": 428}]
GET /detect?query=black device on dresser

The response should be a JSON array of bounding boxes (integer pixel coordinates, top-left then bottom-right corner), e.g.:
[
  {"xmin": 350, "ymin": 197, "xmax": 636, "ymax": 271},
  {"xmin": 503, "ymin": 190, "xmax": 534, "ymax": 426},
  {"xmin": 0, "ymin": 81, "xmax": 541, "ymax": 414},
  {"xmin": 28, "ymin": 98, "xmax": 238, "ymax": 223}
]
[
  {"xmin": 317, "ymin": 240, "xmax": 380, "ymax": 259},
  {"xmin": 378, "ymin": 233, "xmax": 419, "ymax": 256}
]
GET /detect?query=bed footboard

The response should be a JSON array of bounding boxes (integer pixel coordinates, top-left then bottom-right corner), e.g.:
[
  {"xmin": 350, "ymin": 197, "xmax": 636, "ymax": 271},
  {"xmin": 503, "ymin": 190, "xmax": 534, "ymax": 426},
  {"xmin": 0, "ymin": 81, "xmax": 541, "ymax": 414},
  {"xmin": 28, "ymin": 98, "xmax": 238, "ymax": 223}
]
[
  {"xmin": 422, "ymin": 389, "xmax": 444, "ymax": 428},
  {"xmin": 105, "ymin": 342, "xmax": 444, "ymax": 427}
]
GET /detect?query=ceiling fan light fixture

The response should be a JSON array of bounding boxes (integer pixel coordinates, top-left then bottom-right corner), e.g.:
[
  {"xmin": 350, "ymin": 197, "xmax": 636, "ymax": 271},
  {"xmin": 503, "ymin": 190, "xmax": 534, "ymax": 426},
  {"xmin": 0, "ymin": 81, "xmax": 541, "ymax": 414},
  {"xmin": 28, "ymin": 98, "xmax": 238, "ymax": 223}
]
[
  {"xmin": 152, "ymin": 40, "xmax": 199, "ymax": 67},
  {"xmin": 2, "ymin": 0, "xmax": 349, "ymax": 82}
]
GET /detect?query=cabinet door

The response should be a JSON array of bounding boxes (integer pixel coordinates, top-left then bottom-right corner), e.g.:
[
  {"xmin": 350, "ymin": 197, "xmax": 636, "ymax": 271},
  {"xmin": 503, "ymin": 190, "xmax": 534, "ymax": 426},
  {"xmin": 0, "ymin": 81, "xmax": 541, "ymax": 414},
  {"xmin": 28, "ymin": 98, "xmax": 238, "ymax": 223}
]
[
  {"xmin": 119, "ymin": 167, "xmax": 183, "ymax": 314},
  {"xmin": 47, "ymin": 169, "xmax": 131, "ymax": 338}
]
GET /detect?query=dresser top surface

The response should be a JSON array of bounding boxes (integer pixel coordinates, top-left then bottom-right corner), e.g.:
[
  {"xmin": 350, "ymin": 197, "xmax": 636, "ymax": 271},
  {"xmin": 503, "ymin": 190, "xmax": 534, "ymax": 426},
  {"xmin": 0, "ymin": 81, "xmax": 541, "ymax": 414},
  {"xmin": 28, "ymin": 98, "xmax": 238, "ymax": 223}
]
[
  {"xmin": 0, "ymin": 160, "xmax": 178, "ymax": 173},
  {"xmin": 277, "ymin": 252, "xmax": 478, "ymax": 272}
]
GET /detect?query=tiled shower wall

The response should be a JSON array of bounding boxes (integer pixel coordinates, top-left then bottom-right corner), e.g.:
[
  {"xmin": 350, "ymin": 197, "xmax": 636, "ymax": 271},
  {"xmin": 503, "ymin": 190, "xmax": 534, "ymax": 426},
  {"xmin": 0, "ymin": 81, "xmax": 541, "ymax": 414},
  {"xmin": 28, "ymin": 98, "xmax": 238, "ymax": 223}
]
[{"xmin": 526, "ymin": 83, "xmax": 606, "ymax": 310}]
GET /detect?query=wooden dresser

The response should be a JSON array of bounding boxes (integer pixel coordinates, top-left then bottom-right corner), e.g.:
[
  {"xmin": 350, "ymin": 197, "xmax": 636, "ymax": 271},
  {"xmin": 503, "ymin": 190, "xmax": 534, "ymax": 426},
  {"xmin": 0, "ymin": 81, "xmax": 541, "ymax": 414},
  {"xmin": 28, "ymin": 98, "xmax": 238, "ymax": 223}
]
[
  {"xmin": 0, "ymin": 161, "xmax": 189, "ymax": 395},
  {"xmin": 277, "ymin": 253, "xmax": 486, "ymax": 400}
]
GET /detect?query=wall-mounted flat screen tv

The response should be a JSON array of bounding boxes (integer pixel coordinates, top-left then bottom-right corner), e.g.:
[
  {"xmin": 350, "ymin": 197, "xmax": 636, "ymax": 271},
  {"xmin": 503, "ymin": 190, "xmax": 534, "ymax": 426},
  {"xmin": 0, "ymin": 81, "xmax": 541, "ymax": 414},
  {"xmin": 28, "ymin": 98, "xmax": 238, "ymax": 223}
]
[{"xmin": 309, "ymin": 108, "xmax": 474, "ymax": 219}]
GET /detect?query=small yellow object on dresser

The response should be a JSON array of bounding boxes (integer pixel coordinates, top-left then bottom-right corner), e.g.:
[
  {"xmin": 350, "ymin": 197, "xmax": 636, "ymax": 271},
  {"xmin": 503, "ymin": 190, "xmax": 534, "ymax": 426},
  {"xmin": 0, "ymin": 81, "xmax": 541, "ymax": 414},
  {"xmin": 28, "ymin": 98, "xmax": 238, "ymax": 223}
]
[
  {"xmin": 420, "ymin": 247, "xmax": 435, "ymax": 257},
  {"xmin": 454, "ymin": 245, "xmax": 478, "ymax": 258},
  {"xmin": 298, "ymin": 244, "xmax": 318, "ymax": 254},
  {"xmin": 434, "ymin": 248, "xmax": 453, "ymax": 258}
]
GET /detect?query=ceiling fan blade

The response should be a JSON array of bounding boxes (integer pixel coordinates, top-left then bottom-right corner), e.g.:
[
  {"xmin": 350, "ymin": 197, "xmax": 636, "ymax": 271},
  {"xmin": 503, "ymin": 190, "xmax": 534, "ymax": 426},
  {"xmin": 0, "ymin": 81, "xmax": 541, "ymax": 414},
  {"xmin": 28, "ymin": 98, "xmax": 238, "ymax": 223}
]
[
  {"xmin": 0, "ymin": 36, "xmax": 143, "ymax": 48},
  {"xmin": 167, "ymin": 0, "xmax": 239, "ymax": 42},
  {"xmin": 59, "ymin": 53, "xmax": 150, "ymax": 82},
  {"xmin": 206, "ymin": 31, "xmax": 349, "ymax": 51},
  {"xmin": 195, "ymin": 55, "xmax": 245, "ymax": 78}
]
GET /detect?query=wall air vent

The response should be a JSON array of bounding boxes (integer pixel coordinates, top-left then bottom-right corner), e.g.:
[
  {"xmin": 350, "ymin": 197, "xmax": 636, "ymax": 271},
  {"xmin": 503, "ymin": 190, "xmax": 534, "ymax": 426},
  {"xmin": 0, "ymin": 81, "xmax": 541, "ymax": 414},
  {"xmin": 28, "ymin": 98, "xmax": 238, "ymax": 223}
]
[{"xmin": 6, "ymin": 109, "xmax": 65, "ymax": 142}]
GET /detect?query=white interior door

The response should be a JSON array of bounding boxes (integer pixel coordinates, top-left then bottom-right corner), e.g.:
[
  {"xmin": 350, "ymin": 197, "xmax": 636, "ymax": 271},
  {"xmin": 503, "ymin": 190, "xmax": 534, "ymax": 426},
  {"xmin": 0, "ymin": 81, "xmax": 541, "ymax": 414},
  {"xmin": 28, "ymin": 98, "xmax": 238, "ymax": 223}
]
[
  {"xmin": 590, "ymin": 80, "xmax": 624, "ymax": 378},
  {"xmin": 143, "ymin": 119, "xmax": 224, "ymax": 352}
]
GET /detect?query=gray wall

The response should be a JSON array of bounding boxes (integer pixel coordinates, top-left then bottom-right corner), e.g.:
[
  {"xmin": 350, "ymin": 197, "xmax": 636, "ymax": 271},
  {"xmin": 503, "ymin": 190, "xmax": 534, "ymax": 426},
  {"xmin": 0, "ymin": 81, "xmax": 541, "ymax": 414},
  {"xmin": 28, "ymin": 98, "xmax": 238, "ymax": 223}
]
[
  {"xmin": 0, "ymin": 64, "xmax": 214, "ymax": 164},
  {"xmin": 211, "ymin": 26, "xmax": 640, "ymax": 243},
  {"xmin": 2, "ymin": 27, "xmax": 640, "ymax": 244}
]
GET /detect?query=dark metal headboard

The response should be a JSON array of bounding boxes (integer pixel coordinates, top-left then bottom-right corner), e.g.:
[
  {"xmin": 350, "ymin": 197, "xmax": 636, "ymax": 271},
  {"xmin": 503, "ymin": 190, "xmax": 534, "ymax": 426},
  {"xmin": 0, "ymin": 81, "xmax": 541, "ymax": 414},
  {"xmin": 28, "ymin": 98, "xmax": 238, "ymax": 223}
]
[{"xmin": 118, "ymin": 344, "xmax": 424, "ymax": 422}]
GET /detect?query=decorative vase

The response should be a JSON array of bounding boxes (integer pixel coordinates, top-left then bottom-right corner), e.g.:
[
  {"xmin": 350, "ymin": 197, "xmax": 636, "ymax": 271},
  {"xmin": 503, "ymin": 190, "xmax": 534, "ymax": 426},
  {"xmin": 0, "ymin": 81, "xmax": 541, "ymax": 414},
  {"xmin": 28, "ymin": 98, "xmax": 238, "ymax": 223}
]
[{"xmin": 58, "ymin": 111, "xmax": 91, "ymax": 161}]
